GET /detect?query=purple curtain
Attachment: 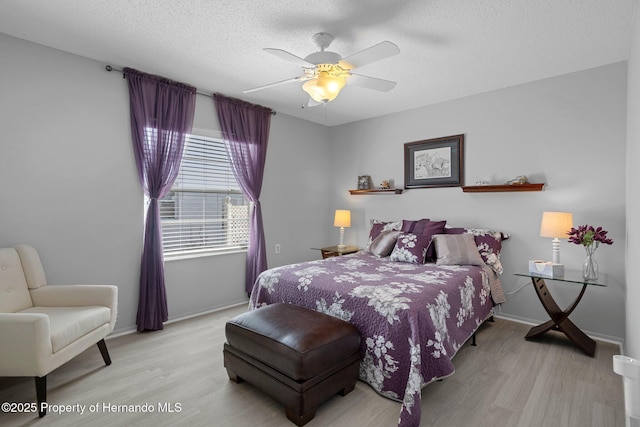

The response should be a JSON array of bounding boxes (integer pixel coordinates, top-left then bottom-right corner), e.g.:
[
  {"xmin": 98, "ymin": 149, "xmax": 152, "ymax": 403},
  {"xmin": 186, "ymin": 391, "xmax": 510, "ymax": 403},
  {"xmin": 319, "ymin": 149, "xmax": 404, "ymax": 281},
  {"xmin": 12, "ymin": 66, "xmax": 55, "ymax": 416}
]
[
  {"xmin": 125, "ymin": 67, "xmax": 196, "ymax": 331},
  {"xmin": 213, "ymin": 93, "xmax": 272, "ymax": 294}
]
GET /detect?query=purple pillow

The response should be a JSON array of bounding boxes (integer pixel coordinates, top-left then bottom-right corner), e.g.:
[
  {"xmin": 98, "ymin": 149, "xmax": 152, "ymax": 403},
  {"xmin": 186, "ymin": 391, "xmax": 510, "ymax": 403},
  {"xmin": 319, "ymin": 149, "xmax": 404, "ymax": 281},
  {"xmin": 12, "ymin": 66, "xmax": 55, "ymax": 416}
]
[
  {"xmin": 417, "ymin": 220, "xmax": 447, "ymax": 261},
  {"xmin": 401, "ymin": 220, "xmax": 417, "ymax": 232},
  {"xmin": 445, "ymin": 227, "xmax": 466, "ymax": 235},
  {"xmin": 401, "ymin": 218, "xmax": 430, "ymax": 233},
  {"xmin": 412, "ymin": 219, "xmax": 432, "ymax": 235},
  {"xmin": 390, "ymin": 233, "xmax": 432, "ymax": 264}
]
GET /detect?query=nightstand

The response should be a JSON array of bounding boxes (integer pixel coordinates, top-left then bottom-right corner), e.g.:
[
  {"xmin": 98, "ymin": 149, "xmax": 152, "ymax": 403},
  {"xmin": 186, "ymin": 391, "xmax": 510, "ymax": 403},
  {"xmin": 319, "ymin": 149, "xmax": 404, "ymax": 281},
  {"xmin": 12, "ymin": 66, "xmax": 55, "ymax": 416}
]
[
  {"xmin": 514, "ymin": 270, "xmax": 606, "ymax": 357},
  {"xmin": 314, "ymin": 245, "xmax": 360, "ymax": 259}
]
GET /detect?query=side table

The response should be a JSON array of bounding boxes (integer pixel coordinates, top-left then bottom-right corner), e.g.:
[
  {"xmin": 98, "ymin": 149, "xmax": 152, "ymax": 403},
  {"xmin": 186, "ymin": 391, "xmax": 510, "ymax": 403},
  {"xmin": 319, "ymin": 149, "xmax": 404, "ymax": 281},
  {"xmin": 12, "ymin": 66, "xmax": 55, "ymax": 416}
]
[
  {"xmin": 514, "ymin": 271, "xmax": 606, "ymax": 357},
  {"xmin": 313, "ymin": 245, "xmax": 360, "ymax": 259}
]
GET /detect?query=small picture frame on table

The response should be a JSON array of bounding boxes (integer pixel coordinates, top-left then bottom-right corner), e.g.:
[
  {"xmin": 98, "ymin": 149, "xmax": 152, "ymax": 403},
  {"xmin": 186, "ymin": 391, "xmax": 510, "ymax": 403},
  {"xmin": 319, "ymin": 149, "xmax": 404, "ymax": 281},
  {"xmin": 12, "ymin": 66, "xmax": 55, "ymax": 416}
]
[{"xmin": 404, "ymin": 134, "xmax": 464, "ymax": 189}]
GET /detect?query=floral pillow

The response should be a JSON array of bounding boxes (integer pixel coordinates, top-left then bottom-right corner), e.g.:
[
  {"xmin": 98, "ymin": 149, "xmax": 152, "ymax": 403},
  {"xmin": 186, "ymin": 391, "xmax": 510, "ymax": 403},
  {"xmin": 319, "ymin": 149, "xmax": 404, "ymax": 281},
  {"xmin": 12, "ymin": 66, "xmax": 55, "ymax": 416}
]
[
  {"xmin": 445, "ymin": 227, "xmax": 509, "ymax": 274},
  {"xmin": 390, "ymin": 233, "xmax": 432, "ymax": 264}
]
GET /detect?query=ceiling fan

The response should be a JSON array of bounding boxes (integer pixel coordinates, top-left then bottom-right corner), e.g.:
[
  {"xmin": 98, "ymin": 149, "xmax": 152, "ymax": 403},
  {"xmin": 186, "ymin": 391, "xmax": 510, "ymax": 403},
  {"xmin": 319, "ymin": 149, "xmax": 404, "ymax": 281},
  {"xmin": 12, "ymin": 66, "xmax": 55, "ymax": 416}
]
[{"xmin": 244, "ymin": 32, "xmax": 400, "ymax": 105}]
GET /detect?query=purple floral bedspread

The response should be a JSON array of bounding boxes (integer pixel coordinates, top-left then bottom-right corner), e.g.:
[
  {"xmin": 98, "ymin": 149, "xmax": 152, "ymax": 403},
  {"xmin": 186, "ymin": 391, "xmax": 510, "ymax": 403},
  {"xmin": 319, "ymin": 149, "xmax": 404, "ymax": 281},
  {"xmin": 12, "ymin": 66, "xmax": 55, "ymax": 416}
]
[{"xmin": 249, "ymin": 252, "xmax": 502, "ymax": 427}]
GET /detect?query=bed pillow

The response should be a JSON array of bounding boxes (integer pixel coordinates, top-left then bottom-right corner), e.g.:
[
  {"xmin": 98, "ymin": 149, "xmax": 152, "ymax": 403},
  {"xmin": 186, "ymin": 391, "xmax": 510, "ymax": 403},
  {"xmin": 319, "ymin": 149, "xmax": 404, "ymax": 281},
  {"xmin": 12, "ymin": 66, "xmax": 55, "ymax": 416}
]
[
  {"xmin": 401, "ymin": 218, "xmax": 430, "ymax": 233},
  {"xmin": 412, "ymin": 219, "xmax": 437, "ymax": 235},
  {"xmin": 433, "ymin": 234, "xmax": 486, "ymax": 267},
  {"xmin": 366, "ymin": 220, "xmax": 402, "ymax": 252},
  {"xmin": 389, "ymin": 233, "xmax": 432, "ymax": 264},
  {"xmin": 416, "ymin": 219, "xmax": 447, "ymax": 261},
  {"xmin": 445, "ymin": 227, "xmax": 508, "ymax": 273},
  {"xmin": 369, "ymin": 230, "xmax": 402, "ymax": 257},
  {"xmin": 401, "ymin": 220, "xmax": 417, "ymax": 232},
  {"xmin": 445, "ymin": 227, "xmax": 466, "ymax": 235}
]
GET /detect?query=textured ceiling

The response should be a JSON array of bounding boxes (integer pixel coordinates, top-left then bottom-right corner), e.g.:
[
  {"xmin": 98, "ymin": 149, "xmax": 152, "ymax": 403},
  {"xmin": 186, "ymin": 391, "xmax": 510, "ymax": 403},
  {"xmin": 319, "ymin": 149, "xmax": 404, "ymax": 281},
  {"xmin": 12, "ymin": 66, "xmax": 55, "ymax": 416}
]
[{"xmin": 0, "ymin": 0, "xmax": 635, "ymax": 126}]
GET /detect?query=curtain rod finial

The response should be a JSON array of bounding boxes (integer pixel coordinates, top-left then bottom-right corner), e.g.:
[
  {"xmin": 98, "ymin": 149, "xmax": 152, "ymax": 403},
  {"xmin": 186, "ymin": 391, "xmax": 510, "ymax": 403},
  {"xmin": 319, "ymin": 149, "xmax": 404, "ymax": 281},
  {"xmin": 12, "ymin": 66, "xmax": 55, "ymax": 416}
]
[{"xmin": 105, "ymin": 65, "xmax": 125, "ymax": 78}]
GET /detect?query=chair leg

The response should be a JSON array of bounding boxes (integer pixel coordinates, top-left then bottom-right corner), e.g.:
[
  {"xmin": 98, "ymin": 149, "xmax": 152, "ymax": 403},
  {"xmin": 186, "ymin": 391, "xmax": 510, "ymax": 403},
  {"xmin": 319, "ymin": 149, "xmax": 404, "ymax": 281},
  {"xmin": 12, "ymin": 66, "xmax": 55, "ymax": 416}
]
[
  {"xmin": 34, "ymin": 342, "xmax": 110, "ymax": 418},
  {"xmin": 97, "ymin": 339, "xmax": 112, "ymax": 365},
  {"xmin": 35, "ymin": 376, "xmax": 46, "ymax": 417}
]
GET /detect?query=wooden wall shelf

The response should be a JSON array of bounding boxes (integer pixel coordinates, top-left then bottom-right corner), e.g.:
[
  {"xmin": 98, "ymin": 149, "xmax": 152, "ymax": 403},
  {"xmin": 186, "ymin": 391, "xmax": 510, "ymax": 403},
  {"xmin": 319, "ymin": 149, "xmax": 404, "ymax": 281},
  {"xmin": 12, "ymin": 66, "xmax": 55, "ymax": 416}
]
[
  {"xmin": 461, "ymin": 183, "xmax": 545, "ymax": 193},
  {"xmin": 349, "ymin": 189, "xmax": 403, "ymax": 195}
]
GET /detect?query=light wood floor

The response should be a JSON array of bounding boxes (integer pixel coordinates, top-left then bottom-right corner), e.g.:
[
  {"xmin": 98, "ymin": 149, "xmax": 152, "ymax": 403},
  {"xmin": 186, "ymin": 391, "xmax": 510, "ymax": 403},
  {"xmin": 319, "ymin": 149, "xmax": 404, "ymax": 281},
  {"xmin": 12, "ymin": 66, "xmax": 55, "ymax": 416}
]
[{"xmin": 0, "ymin": 305, "xmax": 625, "ymax": 427}]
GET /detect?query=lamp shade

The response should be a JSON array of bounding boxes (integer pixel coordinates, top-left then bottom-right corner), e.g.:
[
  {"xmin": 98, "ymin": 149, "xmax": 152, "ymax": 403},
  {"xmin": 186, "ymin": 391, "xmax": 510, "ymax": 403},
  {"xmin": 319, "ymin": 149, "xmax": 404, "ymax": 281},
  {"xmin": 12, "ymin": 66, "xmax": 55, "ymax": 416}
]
[
  {"xmin": 540, "ymin": 211, "xmax": 573, "ymax": 238},
  {"xmin": 334, "ymin": 210, "xmax": 351, "ymax": 228},
  {"xmin": 303, "ymin": 71, "xmax": 346, "ymax": 103}
]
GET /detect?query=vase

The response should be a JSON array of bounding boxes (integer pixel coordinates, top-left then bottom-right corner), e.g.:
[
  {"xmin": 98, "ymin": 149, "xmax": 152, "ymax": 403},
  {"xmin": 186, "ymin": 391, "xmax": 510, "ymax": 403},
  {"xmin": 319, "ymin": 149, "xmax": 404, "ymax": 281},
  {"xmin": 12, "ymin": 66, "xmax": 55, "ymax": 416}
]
[{"xmin": 582, "ymin": 250, "xmax": 599, "ymax": 281}]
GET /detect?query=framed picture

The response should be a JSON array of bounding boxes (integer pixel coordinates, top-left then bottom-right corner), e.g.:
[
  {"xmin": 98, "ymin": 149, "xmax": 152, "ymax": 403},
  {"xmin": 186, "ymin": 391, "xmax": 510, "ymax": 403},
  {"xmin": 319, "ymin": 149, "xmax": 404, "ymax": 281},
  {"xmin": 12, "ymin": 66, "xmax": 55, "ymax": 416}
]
[
  {"xmin": 357, "ymin": 175, "xmax": 372, "ymax": 190},
  {"xmin": 404, "ymin": 134, "xmax": 464, "ymax": 189}
]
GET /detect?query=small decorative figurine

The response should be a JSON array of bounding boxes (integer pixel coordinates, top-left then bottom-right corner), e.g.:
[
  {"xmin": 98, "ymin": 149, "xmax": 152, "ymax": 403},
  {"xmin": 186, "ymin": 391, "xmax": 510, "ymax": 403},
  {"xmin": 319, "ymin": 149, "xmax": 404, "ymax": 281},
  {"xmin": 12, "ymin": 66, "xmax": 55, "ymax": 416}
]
[{"xmin": 507, "ymin": 175, "xmax": 529, "ymax": 185}]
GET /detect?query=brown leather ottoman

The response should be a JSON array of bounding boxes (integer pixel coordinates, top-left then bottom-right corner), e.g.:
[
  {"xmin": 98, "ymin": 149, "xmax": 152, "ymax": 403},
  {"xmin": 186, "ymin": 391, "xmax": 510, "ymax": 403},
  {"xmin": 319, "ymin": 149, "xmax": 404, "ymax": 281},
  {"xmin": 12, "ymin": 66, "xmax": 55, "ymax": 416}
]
[{"xmin": 223, "ymin": 303, "xmax": 361, "ymax": 426}]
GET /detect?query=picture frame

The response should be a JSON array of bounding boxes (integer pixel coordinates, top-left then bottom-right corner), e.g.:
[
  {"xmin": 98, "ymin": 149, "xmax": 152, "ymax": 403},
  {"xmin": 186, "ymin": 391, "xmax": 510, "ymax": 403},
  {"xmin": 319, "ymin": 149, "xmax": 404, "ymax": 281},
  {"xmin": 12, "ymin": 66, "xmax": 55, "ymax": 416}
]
[
  {"xmin": 404, "ymin": 134, "xmax": 464, "ymax": 189},
  {"xmin": 357, "ymin": 175, "xmax": 372, "ymax": 190}
]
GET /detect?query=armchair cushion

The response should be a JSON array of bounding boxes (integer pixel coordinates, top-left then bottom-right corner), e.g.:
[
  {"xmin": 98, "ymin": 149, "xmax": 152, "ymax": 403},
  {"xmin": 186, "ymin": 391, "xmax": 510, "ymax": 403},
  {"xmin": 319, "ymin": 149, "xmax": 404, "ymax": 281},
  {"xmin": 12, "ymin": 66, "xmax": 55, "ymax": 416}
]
[
  {"xmin": 19, "ymin": 306, "xmax": 111, "ymax": 353},
  {"xmin": 30, "ymin": 285, "xmax": 118, "ymax": 332}
]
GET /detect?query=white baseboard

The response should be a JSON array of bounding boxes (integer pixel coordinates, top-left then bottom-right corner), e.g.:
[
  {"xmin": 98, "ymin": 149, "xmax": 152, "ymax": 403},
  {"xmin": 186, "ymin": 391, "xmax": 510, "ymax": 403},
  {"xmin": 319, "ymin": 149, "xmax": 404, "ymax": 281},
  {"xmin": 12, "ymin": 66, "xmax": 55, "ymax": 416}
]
[
  {"xmin": 108, "ymin": 300, "xmax": 249, "ymax": 339},
  {"xmin": 494, "ymin": 312, "xmax": 624, "ymax": 352}
]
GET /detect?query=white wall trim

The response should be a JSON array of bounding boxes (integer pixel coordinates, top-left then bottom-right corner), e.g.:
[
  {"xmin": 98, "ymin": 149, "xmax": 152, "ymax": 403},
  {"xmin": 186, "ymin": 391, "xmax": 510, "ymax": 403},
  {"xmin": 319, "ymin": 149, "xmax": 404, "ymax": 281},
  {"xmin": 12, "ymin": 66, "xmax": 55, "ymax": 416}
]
[
  {"xmin": 494, "ymin": 312, "xmax": 624, "ymax": 352},
  {"xmin": 108, "ymin": 300, "xmax": 249, "ymax": 339}
]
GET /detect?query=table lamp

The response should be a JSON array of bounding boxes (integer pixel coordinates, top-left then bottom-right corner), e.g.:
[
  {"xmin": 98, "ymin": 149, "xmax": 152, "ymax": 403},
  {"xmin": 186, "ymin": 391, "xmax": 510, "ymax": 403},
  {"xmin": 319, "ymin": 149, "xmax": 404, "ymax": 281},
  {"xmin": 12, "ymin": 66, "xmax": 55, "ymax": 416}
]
[
  {"xmin": 539, "ymin": 211, "xmax": 573, "ymax": 264},
  {"xmin": 334, "ymin": 210, "xmax": 351, "ymax": 250}
]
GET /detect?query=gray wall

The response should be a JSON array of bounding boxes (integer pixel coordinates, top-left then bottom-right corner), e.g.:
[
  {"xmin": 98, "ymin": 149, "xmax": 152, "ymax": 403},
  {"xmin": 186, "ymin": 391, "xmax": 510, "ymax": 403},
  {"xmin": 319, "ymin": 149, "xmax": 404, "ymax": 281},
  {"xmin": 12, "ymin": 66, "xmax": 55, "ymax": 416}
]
[
  {"xmin": 0, "ymin": 34, "xmax": 143, "ymax": 332},
  {"xmin": 626, "ymin": 8, "xmax": 640, "ymax": 359},
  {"xmin": 329, "ymin": 63, "xmax": 627, "ymax": 342},
  {"xmin": 0, "ymin": 33, "xmax": 331, "ymax": 333}
]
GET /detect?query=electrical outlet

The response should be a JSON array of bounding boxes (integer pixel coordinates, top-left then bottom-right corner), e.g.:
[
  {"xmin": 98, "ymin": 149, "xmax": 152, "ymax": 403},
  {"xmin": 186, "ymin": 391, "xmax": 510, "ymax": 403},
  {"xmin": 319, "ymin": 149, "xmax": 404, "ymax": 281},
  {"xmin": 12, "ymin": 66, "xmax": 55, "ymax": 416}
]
[{"xmin": 275, "ymin": 244, "xmax": 281, "ymax": 254}]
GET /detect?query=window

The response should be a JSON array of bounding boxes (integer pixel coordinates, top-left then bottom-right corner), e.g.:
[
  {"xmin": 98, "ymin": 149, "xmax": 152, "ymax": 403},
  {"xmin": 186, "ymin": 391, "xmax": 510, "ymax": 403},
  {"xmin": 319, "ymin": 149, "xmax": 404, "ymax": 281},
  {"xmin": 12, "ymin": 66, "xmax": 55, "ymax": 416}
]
[{"xmin": 159, "ymin": 133, "xmax": 250, "ymax": 258}]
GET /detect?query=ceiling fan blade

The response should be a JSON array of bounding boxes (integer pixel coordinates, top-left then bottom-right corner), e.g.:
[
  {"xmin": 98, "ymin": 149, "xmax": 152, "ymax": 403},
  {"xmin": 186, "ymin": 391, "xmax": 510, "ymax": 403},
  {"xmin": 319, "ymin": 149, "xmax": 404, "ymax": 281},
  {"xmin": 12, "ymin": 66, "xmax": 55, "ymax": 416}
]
[
  {"xmin": 243, "ymin": 76, "xmax": 308, "ymax": 93},
  {"xmin": 264, "ymin": 48, "xmax": 315, "ymax": 68},
  {"xmin": 339, "ymin": 41, "xmax": 400, "ymax": 69},
  {"xmin": 347, "ymin": 73, "xmax": 397, "ymax": 92}
]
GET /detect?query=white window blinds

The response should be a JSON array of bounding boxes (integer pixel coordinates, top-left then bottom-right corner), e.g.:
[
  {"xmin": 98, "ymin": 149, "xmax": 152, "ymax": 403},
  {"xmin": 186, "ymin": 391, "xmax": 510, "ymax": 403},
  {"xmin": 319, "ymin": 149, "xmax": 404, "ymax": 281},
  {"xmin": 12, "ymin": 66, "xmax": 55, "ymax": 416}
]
[{"xmin": 159, "ymin": 134, "xmax": 250, "ymax": 257}]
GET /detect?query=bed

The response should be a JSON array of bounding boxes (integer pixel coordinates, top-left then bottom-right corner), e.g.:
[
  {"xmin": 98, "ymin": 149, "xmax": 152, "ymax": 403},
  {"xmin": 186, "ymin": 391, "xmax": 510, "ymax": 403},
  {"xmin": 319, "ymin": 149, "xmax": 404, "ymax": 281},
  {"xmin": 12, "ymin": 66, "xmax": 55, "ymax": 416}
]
[{"xmin": 248, "ymin": 220, "xmax": 508, "ymax": 427}]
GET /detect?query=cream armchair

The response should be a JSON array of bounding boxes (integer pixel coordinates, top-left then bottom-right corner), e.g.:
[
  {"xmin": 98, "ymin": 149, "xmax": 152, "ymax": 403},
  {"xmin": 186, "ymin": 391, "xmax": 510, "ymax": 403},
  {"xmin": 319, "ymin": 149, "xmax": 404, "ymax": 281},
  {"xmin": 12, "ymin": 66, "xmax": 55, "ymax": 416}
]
[{"xmin": 0, "ymin": 245, "xmax": 118, "ymax": 417}]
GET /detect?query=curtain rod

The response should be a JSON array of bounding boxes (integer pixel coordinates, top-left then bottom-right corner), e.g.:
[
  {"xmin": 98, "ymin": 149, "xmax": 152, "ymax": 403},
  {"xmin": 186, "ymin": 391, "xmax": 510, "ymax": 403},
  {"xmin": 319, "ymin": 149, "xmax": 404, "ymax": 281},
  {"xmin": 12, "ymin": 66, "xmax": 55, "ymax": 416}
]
[{"xmin": 105, "ymin": 65, "xmax": 276, "ymax": 115}]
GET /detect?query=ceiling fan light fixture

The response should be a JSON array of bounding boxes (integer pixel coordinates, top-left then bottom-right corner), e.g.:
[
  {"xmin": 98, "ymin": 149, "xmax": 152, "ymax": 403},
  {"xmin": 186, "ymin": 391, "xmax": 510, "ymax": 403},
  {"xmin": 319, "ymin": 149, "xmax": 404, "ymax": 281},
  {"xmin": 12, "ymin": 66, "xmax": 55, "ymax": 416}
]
[
  {"xmin": 245, "ymin": 34, "xmax": 399, "ymax": 106},
  {"xmin": 302, "ymin": 70, "xmax": 346, "ymax": 103}
]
